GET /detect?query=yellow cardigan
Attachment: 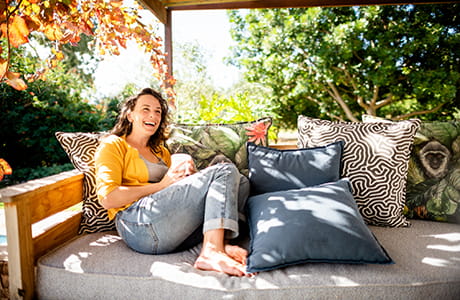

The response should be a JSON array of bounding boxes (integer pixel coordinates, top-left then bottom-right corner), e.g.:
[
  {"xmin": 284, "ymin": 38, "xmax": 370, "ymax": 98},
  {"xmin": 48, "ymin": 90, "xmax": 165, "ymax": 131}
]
[{"xmin": 95, "ymin": 134, "xmax": 172, "ymax": 220}]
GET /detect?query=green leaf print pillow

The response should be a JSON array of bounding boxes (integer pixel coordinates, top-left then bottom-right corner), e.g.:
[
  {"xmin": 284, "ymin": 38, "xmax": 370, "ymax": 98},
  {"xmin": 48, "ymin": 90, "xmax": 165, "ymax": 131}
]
[
  {"xmin": 405, "ymin": 120, "xmax": 460, "ymax": 223},
  {"xmin": 363, "ymin": 115, "xmax": 460, "ymax": 223},
  {"xmin": 166, "ymin": 117, "xmax": 272, "ymax": 176}
]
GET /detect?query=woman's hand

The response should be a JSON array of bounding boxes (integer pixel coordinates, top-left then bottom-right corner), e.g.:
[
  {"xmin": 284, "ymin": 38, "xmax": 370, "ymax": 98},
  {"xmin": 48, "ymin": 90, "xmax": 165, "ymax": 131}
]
[
  {"xmin": 170, "ymin": 154, "xmax": 197, "ymax": 176},
  {"xmin": 162, "ymin": 157, "xmax": 197, "ymax": 186}
]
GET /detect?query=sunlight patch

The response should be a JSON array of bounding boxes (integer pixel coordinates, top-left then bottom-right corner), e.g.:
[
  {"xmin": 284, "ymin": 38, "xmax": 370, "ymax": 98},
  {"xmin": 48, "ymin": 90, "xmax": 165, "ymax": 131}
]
[
  {"xmin": 427, "ymin": 244, "xmax": 460, "ymax": 252},
  {"xmin": 63, "ymin": 254, "xmax": 84, "ymax": 273},
  {"xmin": 89, "ymin": 234, "xmax": 122, "ymax": 247},
  {"xmin": 427, "ymin": 233, "xmax": 460, "ymax": 242},
  {"xmin": 422, "ymin": 257, "xmax": 452, "ymax": 268},
  {"xmin": 150, "ymin": 261, "xmax": 228, "ymax": 290},
  {"xmin": 331, "ymin": 276, "xmax": 359, "ymax": 287},
  {"xmin": 257, "ymin": 218, "xmax": 284, "ymax": 234}
]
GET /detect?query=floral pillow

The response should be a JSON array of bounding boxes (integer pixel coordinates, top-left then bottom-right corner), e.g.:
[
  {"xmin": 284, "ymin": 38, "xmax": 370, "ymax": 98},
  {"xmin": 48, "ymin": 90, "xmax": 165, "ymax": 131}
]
[{"xmin": 166, "ymin": 117, "xmax": 272, "ymax": 176}]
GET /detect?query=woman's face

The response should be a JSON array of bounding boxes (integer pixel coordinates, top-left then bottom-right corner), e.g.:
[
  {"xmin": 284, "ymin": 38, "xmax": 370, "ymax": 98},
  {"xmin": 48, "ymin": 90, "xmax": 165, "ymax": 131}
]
[{"xmin": 128, "ymin": 94, "xmax": 162, "ymax": 136}]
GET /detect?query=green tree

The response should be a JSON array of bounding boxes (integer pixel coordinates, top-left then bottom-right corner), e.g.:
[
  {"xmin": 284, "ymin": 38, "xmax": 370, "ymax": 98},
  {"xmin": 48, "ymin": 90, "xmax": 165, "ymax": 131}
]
[
  {"xmin": 229, "ymin": 5, "xmax": 460, "ymax": 128},
  {"xmin": 173, "ymin": 41, "xmax": 277, "ymax": 129},
  {"xmin": 0, "ymin": 44, "xmax": 109, "ymax": 186},
  {"xmin": 173, "ymin": 42, "xmax": 218, "ymax": 122}
]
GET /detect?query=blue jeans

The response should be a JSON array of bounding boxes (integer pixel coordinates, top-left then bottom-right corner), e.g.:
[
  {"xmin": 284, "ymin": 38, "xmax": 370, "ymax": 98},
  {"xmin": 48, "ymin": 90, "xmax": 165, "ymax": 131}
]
[{"xmin": 115, "ymin": 163, "xmax": 248, "ymax": 254}]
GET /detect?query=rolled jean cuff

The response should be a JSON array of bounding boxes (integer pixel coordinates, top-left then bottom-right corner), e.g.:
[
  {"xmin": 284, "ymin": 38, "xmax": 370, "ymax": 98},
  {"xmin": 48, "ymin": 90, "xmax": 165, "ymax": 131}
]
[{"xmin": 203, "ymin": 218, "xmax": 239, "ymax": 239}]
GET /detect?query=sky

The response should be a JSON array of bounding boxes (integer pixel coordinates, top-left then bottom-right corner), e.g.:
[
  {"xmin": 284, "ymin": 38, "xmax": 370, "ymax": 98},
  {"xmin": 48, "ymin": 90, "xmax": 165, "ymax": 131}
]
[{"xmin": 93, "ymin": 9, "xmax": 241, "ymax": 98}]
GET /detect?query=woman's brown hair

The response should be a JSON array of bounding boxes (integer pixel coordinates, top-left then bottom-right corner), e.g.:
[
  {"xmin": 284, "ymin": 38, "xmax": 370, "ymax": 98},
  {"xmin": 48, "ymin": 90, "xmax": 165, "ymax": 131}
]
[{"xmin": 111, "ymin": 88, "xmax": 170, "ymax": 152}]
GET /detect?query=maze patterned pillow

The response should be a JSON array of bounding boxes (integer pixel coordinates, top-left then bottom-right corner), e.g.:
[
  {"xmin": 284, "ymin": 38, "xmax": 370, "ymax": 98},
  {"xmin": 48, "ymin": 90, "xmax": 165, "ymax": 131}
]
[
  {"xmin": 297, "ymin": 116, "xmax": 420, "ymax": 227},
  {"xmin": 166, "ymin": 117, "xmax": 272, "ymax": 176},
  {"xmin": 362, "ymin": 116, "xmax": 460, "ymax": 223},
  {"xmin": 55, "ymin": 132, "xmax": 115, "ymax": 234}
]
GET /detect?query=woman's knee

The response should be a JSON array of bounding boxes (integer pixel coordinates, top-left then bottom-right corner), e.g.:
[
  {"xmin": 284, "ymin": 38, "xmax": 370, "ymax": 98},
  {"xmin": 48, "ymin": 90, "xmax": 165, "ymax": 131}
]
[{"xmin": 215, "ymin": 161, "xmax": 239, "ymax": 175}]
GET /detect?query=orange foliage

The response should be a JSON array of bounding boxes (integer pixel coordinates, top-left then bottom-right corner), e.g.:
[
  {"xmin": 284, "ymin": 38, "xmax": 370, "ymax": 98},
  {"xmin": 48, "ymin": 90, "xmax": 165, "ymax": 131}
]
[
  {"xmin": 0, "ymin": 158, "xmax": 12, "ymax": 181},
  {"xmin": 0, "ymin": 0, "xmax": 174, "ymax": 100}
]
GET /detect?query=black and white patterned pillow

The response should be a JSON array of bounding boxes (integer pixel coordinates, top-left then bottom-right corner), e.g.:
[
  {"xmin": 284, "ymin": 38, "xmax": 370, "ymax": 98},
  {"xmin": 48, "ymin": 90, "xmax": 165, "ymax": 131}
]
[
  {"xmin": 55, "ymin": 132, "xmax": 115, "ymax": 234},
  {"xmin": 297, "ymin": 116, "xmax": 421, "ymax": 227}
]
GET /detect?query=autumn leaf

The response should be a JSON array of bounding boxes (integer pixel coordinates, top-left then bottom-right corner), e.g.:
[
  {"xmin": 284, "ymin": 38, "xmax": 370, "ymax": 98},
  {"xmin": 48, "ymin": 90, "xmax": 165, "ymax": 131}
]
[
  {"xmin": 0, "ymin": 58, "xmax": 7, "ymax": 78},
  {"xmin": 0, "ymin": 159, "xmax": 12, "ymax": 175},
  {"xmin": 0, "ymin": 0, "xmax": 174, "ymax": 96},
  {"xmin": 6, "ymin": 71, "xmax": 28, "ymax": 90},
  {"xmin": 110, "ymin": 0, "xmax": 123, "ymax": 8},
  {"xmin": 24, "ymin": 15, "xmax": 41, "ymax": 32},
  {"xmin": 0, "ymin": 2, "xmax": 6, "ymax": 16},
  {"xmin": 0, "ymin": 158, "xmax": 13, "ymax": 182},
  {"xmin": 44, "ymin": 23, "xmax": 64, "ymax": 41},
  {"xmin": 8, "ymin": 16, "xmax": 30, "ymax": 47}
]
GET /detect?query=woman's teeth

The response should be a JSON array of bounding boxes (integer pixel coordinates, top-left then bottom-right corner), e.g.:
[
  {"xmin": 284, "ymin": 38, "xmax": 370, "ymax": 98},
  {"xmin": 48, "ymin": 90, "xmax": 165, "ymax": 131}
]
[{"xmin": 145, "ymin": 122, "xmax": 156, "ymax": 126}]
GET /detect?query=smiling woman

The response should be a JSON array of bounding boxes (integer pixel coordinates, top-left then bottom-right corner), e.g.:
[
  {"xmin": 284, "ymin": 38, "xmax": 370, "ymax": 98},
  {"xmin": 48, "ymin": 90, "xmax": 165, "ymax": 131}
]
[{"xmin": 94, "ymin": 87, "xmax": 251, "ymax": 276}]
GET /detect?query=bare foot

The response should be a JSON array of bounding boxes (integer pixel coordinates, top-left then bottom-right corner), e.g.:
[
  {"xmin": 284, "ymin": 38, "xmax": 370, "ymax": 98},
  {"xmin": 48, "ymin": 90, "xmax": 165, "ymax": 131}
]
[
  {"xmin": 225, "ymin": 244, "xmax": 248, "ymax": 265},
  {"xmin": 194, "ymin": 250, "xmax": 247, "ymax": 277}
]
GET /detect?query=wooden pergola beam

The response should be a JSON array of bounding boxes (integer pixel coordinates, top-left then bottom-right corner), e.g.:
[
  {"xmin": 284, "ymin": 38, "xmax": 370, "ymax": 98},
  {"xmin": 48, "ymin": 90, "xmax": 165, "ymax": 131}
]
[
  {"xmin": 138, "ymin": 0, "xmax": 168, "ymax": 24},
  {"xmin": 151, "ymin": 0, "xmax": 452, "ymax": 14}
]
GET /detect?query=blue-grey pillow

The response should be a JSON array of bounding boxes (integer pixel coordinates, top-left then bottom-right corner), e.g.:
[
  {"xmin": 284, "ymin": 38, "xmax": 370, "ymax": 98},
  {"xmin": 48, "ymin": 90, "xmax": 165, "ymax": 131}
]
[
  {"xmin": 246, "ymin": 179, "xmax": 393, "ymax": 273},
  {"xmin": 247, "ymin": 141, "xmax": 344, "ymax": 195}
]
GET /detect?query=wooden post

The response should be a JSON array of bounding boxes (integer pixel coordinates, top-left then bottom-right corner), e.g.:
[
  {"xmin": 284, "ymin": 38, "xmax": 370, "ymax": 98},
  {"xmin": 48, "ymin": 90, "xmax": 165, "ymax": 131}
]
[
  {"xmin": 165, "ymin": 8, "xmax": 173, "ymax": 83},
  {"xmin": 4, "ymin": 201, "xmax": 34, "ymax": 300}
]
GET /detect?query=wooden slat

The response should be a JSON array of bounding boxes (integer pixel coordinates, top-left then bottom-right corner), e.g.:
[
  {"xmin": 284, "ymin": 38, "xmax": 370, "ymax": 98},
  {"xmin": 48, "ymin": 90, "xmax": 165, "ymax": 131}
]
[
  {"xmin": 0, "ymin": 170, "xmax": 84, "ymax": 224},
  {"xmin": 28, "ymin": 178, "xmax": 83, "ymax": 225},
  {"xmin": 33, "ymin": 212, "xmax": 81, "ymax": 262},
  {"xmin": 0, "ymin": 170, "xmax": 83, "ymax": 204}
]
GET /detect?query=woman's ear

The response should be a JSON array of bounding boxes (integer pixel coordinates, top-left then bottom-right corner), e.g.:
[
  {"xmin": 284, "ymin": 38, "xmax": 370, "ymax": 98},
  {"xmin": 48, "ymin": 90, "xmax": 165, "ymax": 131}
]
[{"xmin": 127, "ymin": 111, "xmax": 133, "ymax": 123}]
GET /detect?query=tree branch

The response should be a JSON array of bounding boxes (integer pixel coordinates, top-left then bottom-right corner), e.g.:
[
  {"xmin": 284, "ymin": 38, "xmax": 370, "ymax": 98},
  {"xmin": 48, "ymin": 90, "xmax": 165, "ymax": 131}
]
[
  {"xmin": 393, "ymin": 102, "xmax": 445, "ymax": 120},
  {"xmin": 326, "ymin": 81, "xmax": 359, "ymax": 122},
  {"xmin": 332, "ymin": 65, "xmax": 370, "ymax": 112},
  {"xmin": 306, "ymin": 95, "xmax": 344, "ymax": 121},
  {"xmin": 374, "ymin": 93, "xmax": 393, "ymax": 109},
  {"xmin": 370, "ymin": 85, "xmax": 379, "ymax": 107}
]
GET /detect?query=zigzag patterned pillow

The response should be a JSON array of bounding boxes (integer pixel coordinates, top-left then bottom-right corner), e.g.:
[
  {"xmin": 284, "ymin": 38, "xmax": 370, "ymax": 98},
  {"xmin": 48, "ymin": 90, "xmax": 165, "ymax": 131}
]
[
  {"xmin": 56, "ymin": 132, "xmax": 115, "ymax": 234},
  {"xmin": 297, "ymin": 116, "xmax": 421, "ymax": 227}
]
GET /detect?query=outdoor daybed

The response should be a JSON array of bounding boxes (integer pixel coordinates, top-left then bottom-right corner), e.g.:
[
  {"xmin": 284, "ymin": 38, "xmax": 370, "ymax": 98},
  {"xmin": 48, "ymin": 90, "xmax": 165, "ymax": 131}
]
[{"xmin": 1, "ymin": 117, "xmax": 459, "ymax": 300}]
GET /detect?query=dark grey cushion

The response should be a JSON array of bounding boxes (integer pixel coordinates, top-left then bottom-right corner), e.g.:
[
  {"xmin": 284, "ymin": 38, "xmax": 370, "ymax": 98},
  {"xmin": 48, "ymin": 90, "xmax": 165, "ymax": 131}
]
[
  {"xmin": 246, "ymin": 179, "xmax": 393, "ymax": 273},
  {"xmin": 247, "ymin": 141, "xmax": 344, "ymax": 195}
]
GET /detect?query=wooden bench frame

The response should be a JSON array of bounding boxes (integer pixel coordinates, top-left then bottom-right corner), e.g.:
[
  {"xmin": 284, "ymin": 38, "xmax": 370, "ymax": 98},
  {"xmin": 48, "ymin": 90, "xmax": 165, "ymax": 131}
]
[
  {"xmin": 0, "ymin": 144, "xmax": 294, "ymax": 300},
  {"xmin": 0, "ymin": 170, "xmax": 84, "ymax": 300}
]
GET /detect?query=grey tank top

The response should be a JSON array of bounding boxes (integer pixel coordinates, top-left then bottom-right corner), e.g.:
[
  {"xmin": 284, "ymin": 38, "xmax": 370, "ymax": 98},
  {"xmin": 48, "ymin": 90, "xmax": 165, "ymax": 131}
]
[{"xmin": 139, "ymin": 155, "xmax": 169, "ymax": 183}]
